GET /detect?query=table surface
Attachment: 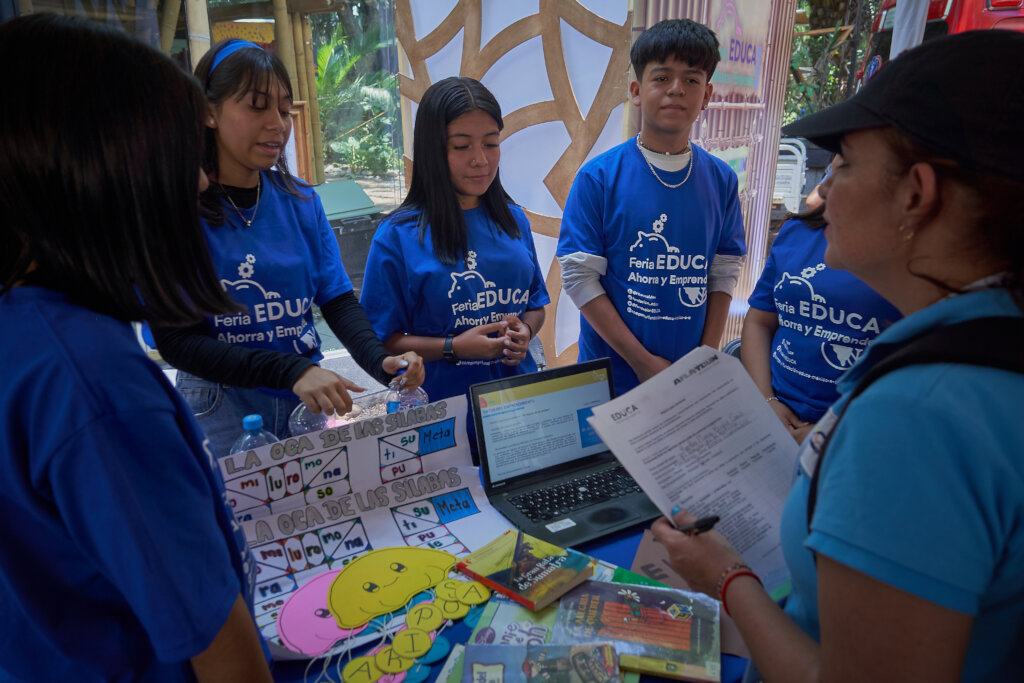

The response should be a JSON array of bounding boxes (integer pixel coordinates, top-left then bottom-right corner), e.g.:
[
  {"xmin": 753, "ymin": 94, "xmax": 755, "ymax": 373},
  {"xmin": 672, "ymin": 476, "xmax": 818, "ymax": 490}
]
[{"xmin": 269, "ymin": 521, "xmax": 748, "ymax": 683}]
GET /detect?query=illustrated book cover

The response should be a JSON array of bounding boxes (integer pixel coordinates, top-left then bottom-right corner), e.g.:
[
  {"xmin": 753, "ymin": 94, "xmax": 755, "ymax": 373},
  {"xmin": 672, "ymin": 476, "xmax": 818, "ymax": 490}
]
[
  {"xmin": 551, "ymin": 582, "xmax": 721, "ymax": 682},
  {"xmin": 456, "ymin": 529, "xmax": 594, "ymax": 610},
  {"xmin": 447, "ymin": 599, "xmax": 639, "ymax": 683},
  {"xmin": 461, "ymin": 642, "xmax": 620, "ymax": 683}
]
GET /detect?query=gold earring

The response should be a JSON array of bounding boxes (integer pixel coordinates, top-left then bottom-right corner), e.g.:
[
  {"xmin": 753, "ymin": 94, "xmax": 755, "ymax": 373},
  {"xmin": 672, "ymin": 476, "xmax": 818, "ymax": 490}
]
[{"xmin": 898, "ymin": 223, "xmax": 915, "ymax": 241}]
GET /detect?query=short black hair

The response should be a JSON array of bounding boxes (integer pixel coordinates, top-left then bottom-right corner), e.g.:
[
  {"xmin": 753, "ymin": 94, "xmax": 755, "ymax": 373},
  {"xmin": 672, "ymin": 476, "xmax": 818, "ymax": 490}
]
[
  {"xmin": 631, "ymin": 19, "xmax": 720, "ymax": 82},
  {"xmin": 0, "ymin": 13, "xmax": 241, "ymax": 324},
  {"xmin": 395, "ymin": 77, "xmax": 520, "ymax": 266},
  {"xmin": 194, "ymin": 40, "xmax": 304, "ymax": 224}
]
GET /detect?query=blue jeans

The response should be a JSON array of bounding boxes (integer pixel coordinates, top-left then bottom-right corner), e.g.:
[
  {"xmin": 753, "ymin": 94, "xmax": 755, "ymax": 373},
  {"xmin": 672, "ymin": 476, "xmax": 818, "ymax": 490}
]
[{"xmin": 175, "ymin": 371, "xmax": 301, "ymax": 459}]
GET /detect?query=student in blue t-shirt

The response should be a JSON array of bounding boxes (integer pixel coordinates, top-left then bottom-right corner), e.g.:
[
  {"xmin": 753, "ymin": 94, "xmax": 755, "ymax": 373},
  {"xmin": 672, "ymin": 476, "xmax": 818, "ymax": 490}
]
[
  {"xmin": 742, "ymin": 159, "xmax": 902, "ymax": 443},
  {"xmin": 360, "ymin": 77, "xmax": 550, "ymax": 455},
  {"xmin": 0, "ymin": 15, "xmax": 271, "ymax": 681},
  {"xmin": 652, "ymin": 31, "xmax": 1024, "ymax": 683},
  {"xmin": 557, "ymin": 19, "xmax": 746, "ymax": 394},
  {"xmin": 152, "ymin": 40, "xmax": 423, "ymax": 458}
]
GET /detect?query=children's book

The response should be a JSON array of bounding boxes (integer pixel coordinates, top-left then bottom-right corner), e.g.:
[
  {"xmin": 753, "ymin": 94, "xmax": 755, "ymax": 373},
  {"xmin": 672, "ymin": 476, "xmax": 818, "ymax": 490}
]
[
  {"xmin": 447, "ymin": 597, "xmax": 639, "ymax": 683},
  {"xmin": 461, "ymin": 642, "xmax": 621, "ymax": 683},
  {"xmin": 456, "ymin": 530, "xmax": 594, "ymax": 611},
  {"xmin": 551, "ymin": 582, "xmax": 721, "ymax": 682}
]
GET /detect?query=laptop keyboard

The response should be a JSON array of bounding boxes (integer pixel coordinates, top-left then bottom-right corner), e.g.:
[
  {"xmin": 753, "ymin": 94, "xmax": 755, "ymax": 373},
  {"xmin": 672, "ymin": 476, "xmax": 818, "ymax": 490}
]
[{"xmin": 507, "ymin": 466, "xmax": 642, "ymax": 522}]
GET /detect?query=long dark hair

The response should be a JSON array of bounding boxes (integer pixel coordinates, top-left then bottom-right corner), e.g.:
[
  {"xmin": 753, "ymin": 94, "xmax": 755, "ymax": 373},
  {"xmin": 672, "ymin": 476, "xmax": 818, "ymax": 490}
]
[
  {"xmin": 787, "ymin": 202, "xmax": 826, "ymax": 229},
  {"xmin": 0, "ymin": 13, "xmax": 241, "ymax": 325},
  {"xmin": 395, "ymin": 77, "xmax": 520, "ymax": 265},
  {"xmin": 194, "ymin": 40, "xmax": 305, "ymax": 225}
]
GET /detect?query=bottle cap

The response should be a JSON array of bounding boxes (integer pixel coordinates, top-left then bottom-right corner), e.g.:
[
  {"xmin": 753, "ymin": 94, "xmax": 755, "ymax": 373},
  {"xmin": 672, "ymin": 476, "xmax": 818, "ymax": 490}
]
[{"xmin": 243, "ymin": 414, "xmax": 263, "ymax": 431}]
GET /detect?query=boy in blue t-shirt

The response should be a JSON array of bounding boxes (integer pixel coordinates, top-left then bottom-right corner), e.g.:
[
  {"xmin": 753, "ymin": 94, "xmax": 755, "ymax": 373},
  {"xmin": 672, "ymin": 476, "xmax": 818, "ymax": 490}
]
[{"xmin": 557, "ymin": 19, "xmax": 746, "ymax": 394}]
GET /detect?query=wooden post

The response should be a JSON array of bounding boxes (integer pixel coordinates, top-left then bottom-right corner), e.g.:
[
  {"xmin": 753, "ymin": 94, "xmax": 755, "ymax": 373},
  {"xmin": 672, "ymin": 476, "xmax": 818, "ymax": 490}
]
[
  {"xmin": 159, "ymin": 0, "xmax": 182, "ymax": 54},
  {"xmin": 303, "ymin": 15, "xmax": 325, "ymax": 185},
  {"xmin": 184, "ymin": 0, "xmax": 211, "ymax": 66},
  {"xmin": 271, "ymin": 0, "xmax": 298, "ymax": 92},
  {"xmin": 291, "ymin": 12, "xmax": 309, "ymax": 102}
]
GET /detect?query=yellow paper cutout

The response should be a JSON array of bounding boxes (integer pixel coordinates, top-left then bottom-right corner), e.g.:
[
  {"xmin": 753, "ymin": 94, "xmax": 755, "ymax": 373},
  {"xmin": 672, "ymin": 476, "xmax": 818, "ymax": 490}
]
[
  {"xmin": 392, "ymin": 627, "xmax": 434, "ymax": 658},
  {"xmin": 435, "ymin": 578, "xmax": 463, "ymax": 601},
  {"xmin": 374, "ymin": 645, "xmax": 414, "ymax": 673},
  {"xmin": 342, "ymin": 656, "xmax": 382, "ymax": 683},
  {"xmin": 438, "ymin": 599, "xmax": 470, "ymax": 619},
  {"xmin": 405, "ymin": 602, "xmax": 445, "ymax": 632},
  {"xmin": 328, "ymin": 547, "xmax": 456, "ymax": 629},
  {"xmin": 456, "ymin": 581, "xmax": 490, "ymax": 605}
]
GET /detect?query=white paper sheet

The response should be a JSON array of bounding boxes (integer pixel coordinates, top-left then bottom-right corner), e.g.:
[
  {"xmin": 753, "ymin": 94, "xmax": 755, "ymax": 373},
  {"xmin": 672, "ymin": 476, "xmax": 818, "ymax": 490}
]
[
  {"xmin": 587, "ymin": 346, "xmax": 796, "ymax": 593},
  {"xmin": 216, "ymin": 394, "xmax": 514, "ymax": 656}
]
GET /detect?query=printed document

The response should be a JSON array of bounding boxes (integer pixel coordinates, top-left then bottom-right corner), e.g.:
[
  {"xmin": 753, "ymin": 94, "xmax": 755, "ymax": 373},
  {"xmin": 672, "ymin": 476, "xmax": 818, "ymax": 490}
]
[{"xmin": 587, "ymin": 346, "xmax": 797, "ymax": 592}]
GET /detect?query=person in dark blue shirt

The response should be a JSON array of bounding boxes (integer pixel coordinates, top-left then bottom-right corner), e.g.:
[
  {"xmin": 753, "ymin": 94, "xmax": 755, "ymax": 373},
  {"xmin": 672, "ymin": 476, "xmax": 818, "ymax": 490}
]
[
  {"xmin": 0, "ymin": 15, "xmax": 271, "ymax": 681},
  {"xmin": 361, "ymin": 77, "xmax": 550, "ymax": 458},
  {"xmin": 742, "ymin": 160, "xmax": 902, "ymax": 443},
  {"xmin": 152, "ymin": 39, "xmax": 423, "ymax": 458}
]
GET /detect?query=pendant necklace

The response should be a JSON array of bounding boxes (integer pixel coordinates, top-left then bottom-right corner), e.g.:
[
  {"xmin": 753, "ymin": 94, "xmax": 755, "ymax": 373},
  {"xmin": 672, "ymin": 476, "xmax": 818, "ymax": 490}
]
[
  {"xmin": 636, "ymin": 133, "xmax": 693, "ymax": 189},
  {"xmin": 220, "ymin": 177, "xmax": 261, "ymax": 227}
]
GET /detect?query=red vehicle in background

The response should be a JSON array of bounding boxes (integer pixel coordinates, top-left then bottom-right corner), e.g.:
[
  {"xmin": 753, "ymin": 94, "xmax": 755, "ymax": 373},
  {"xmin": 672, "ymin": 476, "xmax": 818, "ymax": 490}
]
[{"xmin": 859, "ymin": 0, "xmax": 1024, "ymax": 80}]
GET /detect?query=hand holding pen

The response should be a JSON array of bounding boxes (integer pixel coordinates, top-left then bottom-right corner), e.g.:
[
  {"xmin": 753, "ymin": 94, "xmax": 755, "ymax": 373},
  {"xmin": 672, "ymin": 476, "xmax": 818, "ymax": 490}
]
[{"xmin": 676, "ymin": 514, "xmax": 720, "ymax": 535}]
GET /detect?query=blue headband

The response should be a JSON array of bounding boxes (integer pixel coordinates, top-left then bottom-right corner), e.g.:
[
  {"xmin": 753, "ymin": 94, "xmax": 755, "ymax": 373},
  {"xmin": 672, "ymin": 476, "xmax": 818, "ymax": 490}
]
[{"xmin": 210, "ymin": 39, "xmax": 264, "ymax": 75}]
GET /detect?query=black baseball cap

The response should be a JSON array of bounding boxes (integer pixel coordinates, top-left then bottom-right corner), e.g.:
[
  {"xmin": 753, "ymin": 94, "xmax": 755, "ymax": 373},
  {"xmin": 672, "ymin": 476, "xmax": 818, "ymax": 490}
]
[{"xmin": 782, "ymin": 30, "xmax": 1024, "ymax": 183}]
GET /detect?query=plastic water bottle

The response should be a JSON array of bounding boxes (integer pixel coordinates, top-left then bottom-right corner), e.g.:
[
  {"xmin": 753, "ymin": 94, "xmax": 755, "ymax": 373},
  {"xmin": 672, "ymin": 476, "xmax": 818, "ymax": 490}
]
[
  {"xmin": 230, "ymin": 414, "xmax": 279, "ymax": 454},
  {"xmin": 288, "ymin": 402, "xmax": 363, "ymax": 436},
  {"xmin": 386, "ymin": 370, "xmax": 429, "ymax": 413}
]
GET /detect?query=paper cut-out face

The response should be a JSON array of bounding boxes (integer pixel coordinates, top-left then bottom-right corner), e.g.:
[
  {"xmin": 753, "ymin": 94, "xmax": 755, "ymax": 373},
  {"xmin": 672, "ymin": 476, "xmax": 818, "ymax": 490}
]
[
  {"xmin": 328, "ymin": 547, "xmax": 456, "ymax": 629},
  {"xmin": 277, "ymin": 569, "xmax": 367, "ymax": 656}
]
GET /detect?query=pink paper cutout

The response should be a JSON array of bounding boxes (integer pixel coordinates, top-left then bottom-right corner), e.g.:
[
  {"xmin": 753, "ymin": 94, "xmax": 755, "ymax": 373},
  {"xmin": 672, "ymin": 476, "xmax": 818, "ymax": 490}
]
[{"xmin": 278, "ymin": 569, "xmax": 367, "ymax": 656}]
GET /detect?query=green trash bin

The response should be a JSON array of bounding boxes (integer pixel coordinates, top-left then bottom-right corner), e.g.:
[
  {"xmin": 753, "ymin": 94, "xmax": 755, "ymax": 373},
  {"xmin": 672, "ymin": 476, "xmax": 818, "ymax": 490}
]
[{"xmin": 318, "ymin": 179, "xmax": 381, "ymax": 296}]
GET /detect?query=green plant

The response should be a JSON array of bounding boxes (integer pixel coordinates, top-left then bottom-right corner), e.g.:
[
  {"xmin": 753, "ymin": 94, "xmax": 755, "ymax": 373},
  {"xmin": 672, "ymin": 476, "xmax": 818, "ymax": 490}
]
[
  {"xmin": 314, "ymin": 20, "xmax": 402, "ymax": 176},
  {"xmin": 785, "ymin": 0, "xmax": 882, "ymax": 125}
]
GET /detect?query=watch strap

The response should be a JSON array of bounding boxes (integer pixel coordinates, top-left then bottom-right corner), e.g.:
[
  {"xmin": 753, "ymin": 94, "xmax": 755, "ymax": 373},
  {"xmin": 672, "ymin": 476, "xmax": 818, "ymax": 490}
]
[{"xmin": 443, "ymin": 334, "xmax": 458, "ymax": 364}]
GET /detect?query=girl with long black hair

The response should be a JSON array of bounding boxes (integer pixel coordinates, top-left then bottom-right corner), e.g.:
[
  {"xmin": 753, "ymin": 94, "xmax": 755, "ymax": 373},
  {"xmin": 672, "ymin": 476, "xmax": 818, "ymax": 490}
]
[
  {"xmin": 153, "ymin": 39, "xmax": 423, "ymax": 457},
  {"xmin": 361, "ymin": 77, "xmax": 549, "ymax": 454}
]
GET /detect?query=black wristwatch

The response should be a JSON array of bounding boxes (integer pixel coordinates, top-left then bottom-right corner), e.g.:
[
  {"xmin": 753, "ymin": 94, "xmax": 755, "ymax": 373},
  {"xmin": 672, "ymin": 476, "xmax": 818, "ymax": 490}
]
[{"xmin": 443, "ymin": 334, "xmax": 459, "ymax": 364}]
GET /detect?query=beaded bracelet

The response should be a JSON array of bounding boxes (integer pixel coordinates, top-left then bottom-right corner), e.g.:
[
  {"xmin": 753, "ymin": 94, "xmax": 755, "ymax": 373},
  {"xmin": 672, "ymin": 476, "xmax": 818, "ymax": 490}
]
[
  {"xmin": 716, "ymin": 563, "xmax": 762, "ymax": 617},
  {"xmin": 522, "ymin": 320, "xmax": 534, "ymax": 340}
]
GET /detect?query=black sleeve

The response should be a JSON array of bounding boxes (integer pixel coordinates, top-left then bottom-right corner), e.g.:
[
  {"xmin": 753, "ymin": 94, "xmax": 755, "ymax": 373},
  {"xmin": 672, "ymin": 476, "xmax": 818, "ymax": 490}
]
[
  {"xmin": 320, "ymin": 291, "xmax": 393, "ymax": 386},
  {"xmin": 151, "ymin": 322, "xmax": 316, "ymax": 392}
]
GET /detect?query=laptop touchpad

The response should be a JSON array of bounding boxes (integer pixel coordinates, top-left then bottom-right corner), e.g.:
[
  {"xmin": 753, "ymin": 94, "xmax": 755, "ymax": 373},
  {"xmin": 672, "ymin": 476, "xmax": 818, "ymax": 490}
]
[{"xmin": 588, "ymin": 506, "xmax": 632, "ymax": 524}]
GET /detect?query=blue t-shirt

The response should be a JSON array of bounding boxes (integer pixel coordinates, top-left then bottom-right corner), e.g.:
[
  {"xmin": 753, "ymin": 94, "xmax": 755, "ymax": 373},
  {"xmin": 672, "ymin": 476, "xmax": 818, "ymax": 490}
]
[
  {"xmin": 361, "ymin": 203, "xmax": 550, "ymax": 403},
  {"xmin": 199, "ymin": 172, "xmax": 352, "ymax": 388},
  {"xmin": 0, "ymin": 287, "xmax": 259, "ymax": 681},
  {"xmin": 748, "ymin": 219, "xmax": 901, "ymax": 422},
  {"xmin": 779, "ymin": 288, "xmax": 1024, "ymax": 680},
  {"xmin": 557, "ymin": 140, "xmax": 746, "ymax": 394}
]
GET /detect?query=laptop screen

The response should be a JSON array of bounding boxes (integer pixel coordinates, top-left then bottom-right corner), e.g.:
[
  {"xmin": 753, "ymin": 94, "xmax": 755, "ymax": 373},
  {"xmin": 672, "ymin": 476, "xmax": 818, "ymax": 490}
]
[{"xmin": 472, "ymin": 359, "xmax": 614, "ymax": 486}]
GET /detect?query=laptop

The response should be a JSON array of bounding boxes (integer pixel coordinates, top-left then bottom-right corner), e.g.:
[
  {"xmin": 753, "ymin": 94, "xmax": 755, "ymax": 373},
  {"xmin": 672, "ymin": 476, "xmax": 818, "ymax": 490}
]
[{"xmin": 470, "ymin": 358, "xmax": 661, "ymax": 548}]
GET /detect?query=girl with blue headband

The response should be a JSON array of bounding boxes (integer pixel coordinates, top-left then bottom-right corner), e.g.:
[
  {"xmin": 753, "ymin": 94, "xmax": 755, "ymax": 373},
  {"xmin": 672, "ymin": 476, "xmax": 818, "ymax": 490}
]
[{"xmin": 153, "ymin": 39, "xmax": 424, "ymax": 458}]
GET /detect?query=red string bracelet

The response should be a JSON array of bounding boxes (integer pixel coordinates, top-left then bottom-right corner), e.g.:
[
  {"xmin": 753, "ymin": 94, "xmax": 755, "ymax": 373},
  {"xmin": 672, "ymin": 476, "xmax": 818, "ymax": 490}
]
[{"xmin": 719, "ymin": 568, "xmax": 762, "ymax": 617}]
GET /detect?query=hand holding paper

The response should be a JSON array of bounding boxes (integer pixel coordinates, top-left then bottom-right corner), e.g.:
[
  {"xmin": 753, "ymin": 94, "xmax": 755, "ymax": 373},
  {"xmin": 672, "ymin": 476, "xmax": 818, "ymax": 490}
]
[{"xmin": 586, "ymin": 345, "xmax": 798, "ymax": 594}]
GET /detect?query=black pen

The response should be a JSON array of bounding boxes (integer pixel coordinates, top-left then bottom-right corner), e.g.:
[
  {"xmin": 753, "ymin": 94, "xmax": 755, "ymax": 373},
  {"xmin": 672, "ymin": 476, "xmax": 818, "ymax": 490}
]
[{"xmin": 677, "ymin": 515, "xmax": 719, "ymax": 535}]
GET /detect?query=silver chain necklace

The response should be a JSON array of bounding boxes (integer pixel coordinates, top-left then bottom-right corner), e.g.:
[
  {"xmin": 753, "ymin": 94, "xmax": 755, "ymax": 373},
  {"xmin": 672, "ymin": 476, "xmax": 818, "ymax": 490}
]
[
  {"xmin": 219, "ymin": 177, "xmax": 261, "ymax": 227},
  {"xmin": 636, "ymin": 133, "xmax": 693, "ymax": 189}
]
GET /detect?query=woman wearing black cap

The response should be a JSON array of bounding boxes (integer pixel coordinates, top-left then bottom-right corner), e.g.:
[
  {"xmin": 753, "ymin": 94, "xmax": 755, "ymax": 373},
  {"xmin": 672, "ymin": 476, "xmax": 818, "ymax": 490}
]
[{"xmin": 651, "ymin": 30, "xmax": 1024, "ymax": 682}]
